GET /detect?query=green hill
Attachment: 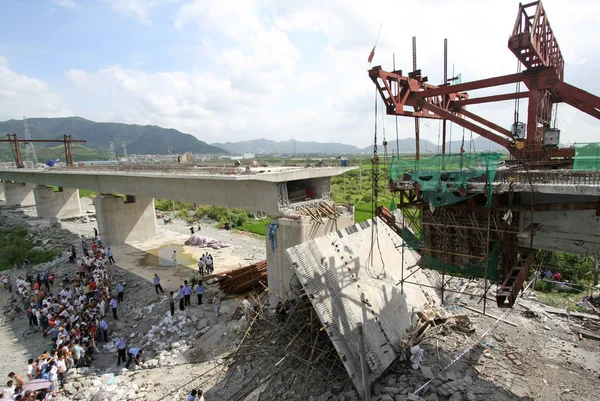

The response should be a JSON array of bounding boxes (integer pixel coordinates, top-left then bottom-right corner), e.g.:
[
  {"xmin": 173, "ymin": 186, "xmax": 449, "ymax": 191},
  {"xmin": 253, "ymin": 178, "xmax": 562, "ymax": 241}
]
[
  {"xmin": 0, "ymin": 144, "xmax": 108, "ymax": 163},
  {"xmin": 0, "ymin": 117, "xmax": 227, "ymax": 155}
]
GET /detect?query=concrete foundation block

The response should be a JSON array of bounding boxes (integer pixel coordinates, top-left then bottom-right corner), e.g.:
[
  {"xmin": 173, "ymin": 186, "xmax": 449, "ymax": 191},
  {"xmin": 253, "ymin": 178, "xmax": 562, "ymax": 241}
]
[
  {"xmin": 93, "ymin": 194, "xmax": 157, "ymax": 245},
  {"xmin": 33, "ymin": 186, "xmax": 81, "ymax": 219},
  {"xmin": 3, "ymin": 181, "xmax": 35, "ymax": 207}
]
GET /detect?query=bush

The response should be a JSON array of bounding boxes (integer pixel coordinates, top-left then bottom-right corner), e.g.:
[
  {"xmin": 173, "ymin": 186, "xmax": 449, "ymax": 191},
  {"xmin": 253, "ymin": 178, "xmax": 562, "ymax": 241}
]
[
  {"xmin": 194, "ymin": 206, "xmax": 249, "ymax": 228},
  {"xmin": 0, "ymin": 227, "xmax": 61, "ymax": 270}
]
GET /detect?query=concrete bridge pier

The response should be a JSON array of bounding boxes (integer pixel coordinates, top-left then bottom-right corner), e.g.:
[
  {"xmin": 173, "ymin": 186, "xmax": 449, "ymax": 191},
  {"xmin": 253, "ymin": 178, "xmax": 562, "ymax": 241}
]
[
  {"xmin": 33, "ymin": 186, "xmax": 82, "ymax": 219},
  {"xmin": 266, "ymin": 211, "xmax": 354, "ymax": 305},
  {"xmin": 3, "ymin": 181, "xmax": 36, "ymax": 207},
  {"xmin": 93, "ymin": 194, "xmax": 157, "ymax": 246}
]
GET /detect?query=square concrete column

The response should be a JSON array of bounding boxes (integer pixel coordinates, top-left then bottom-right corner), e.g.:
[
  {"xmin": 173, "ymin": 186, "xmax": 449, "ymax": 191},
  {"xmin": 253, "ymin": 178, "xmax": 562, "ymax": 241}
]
[
  {"xmin": 0, "ymin": 182, "xmax": 4, "ymax": 202},
  {"xmin": 33, "ymin": 186, "xmax": 82, "ymax": 219},
  {"xmin": 93, "ymin": 194, "xmax": 157, "ymax": 245},
  {"xmin": 3, "ymin": 181, "xmax": 36, "ymax": 207},
  {"xmin": 266, "ymin": 211, "xmax": 354, "ymax": 304}
]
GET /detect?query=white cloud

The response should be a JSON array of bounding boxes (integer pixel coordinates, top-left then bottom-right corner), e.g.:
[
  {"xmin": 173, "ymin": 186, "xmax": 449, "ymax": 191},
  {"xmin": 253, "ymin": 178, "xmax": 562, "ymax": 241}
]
[
  {"xmin": 0, "ymin": 55, "xmax": 72, "ymax": 120},
  {"xmin": 106, "ymin": 0, "xmax": 172, "ymax": 24},
  {"xmin": 65, "ymin": 65, "xmax": 260, "ymax": 142},
  {"xmin": 51, "ymin": 0, "xmax": 77, "ymax": 9},
  {"xmin": 9, "ymin": 0, "xmax": 600, "ymax": 148}
]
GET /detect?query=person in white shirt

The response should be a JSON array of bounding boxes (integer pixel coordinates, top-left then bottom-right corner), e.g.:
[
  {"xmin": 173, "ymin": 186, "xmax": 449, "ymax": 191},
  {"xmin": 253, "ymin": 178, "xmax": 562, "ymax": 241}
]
[
  {"xmin": 242, "ymin": 295, "xmax": 252, "ymax": 322},
  {"xmin": 172, "ymin": 251, "xmax": 178, "ymax": 268}
]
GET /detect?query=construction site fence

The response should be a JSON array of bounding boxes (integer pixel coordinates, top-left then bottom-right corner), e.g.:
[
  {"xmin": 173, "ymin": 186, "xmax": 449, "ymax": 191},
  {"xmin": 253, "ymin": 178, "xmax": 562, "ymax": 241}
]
[
  {"xmin": 388, "ymin": 153, "xmax": 502, "ymax": 208},
  {"xmin": 573, "ymin": 143, "xmax": 600, "ymax": 172}
]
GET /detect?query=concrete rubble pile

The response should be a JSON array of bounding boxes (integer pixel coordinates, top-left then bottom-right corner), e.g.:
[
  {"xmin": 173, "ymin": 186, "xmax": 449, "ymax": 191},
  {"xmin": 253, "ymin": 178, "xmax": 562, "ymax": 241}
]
[{"xmin": 185, "ymin": 234, "xmax": 234, "ymax": 249}]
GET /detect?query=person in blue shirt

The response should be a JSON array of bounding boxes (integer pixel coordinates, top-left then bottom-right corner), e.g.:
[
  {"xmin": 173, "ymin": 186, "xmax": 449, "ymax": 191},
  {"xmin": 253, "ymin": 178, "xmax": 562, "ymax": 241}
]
[
  {"xmin": 153, "ymin": 274, "xmax": 164, "ymax": 294},
  {"xmin": 116, "ymin": 335, "xmax": 127, "ymax": 366},
  {"xmin": 125, "ymin": 348, "xmax": 143, "ymax": 369},
  {"xmin": 183, "ymin": 281, "xmax": 191, "ymax": 306},
  {"xmin": 196, "ymin": 281, "xmax": 206, "ymax": 305},
  {"xmin": 116, "ymin": 283, "xmax": 124, "ymax": 303}
]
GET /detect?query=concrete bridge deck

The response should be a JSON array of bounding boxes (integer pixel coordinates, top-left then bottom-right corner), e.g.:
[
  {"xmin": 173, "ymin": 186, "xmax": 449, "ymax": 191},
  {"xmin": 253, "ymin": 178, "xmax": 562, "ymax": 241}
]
[
  {"xmin": 392, "ymin": 169, "xmax": 600, "ymax": 196},
  {"xmin": 0, "ymin": 165, "xmax": 353, "ymax": 215}
]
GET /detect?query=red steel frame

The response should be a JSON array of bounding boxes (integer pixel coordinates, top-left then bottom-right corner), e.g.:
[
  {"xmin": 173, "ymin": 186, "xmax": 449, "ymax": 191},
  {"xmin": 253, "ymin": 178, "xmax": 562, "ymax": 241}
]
[
  {"xmin": 369, "ymin": 1, "xmax": 600, "ymax": 163},
  {"xmin": 0, "ymin": 134, "xmax": 86, "ymax": 168}
]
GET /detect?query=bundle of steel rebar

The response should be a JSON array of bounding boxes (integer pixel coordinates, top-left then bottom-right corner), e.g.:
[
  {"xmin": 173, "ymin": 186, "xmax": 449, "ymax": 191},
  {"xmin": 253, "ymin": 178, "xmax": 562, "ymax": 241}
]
[
  {"xmin": 215, "ymin": 295, "xmax": 349, "ymax": 401},
  {"xmin": 204, "ymin": 261, "xmax": 268, "ymax": 294}
]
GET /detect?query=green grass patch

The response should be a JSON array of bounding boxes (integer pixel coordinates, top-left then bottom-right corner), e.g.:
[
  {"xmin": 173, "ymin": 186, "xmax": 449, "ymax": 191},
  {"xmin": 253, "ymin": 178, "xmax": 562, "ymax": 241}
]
[
  {"xmin": 78, "ymin": 189, "xmax": 97, "ymax": 198},
  {"xmin": 355, "ymin": 201, "xmax": 392, "ymax": 223},
  {"xmin": 237, "ymin": 219, "xmax": 271, "ymax": 236},
  {"xmin": 534, "ymin": 290, "xmax": 585, "ymax": 312},
  {"xmin": 0, "ymin": 227, "xmax": 61, "ymax": 270}
]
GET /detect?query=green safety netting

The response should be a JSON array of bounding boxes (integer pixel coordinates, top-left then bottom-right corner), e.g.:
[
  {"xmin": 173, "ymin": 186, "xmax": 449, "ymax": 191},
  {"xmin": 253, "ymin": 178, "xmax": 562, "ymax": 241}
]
[
  {"xmin": 388, "ymin": 153, "xmax": 503, "ymax": 208},
  {"xmin": 573, "ymin": 143, "xmax": 600, "ymax": 171},
  {"xmin": 401, "ymin": 226, "xmax": 499, "ymax": 279}
]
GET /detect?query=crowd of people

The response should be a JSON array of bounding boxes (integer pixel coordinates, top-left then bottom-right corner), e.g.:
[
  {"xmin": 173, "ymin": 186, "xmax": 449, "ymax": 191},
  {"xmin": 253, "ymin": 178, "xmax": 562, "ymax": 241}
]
[
  {"xmin": 1, "ymin": 227, "xmax": 230, "ymax": 400},
  {"xmin": 1, "ymin": 233, "xmax": 143, "ymax": 400}
]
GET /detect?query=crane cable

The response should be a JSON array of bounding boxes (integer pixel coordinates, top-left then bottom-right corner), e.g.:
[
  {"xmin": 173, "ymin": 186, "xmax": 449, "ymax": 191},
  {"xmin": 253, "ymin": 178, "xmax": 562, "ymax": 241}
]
[{"xmin": 368, "ymin": 88, "xmax": 386, "ymax": 279}]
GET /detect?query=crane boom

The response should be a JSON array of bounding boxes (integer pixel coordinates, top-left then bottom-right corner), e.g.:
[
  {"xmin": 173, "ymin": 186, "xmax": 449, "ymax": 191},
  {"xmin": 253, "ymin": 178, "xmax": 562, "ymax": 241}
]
[{"xmin": 368, "ymin": 1, "xmax": 600, "ymax": 165}]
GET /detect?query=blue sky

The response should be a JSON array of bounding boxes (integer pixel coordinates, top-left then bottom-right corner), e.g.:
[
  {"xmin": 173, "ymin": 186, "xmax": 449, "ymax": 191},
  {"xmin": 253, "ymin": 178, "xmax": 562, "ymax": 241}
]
[{"xmin": 0, "ymin": 0, "xmax": 598, "ymax": 148}]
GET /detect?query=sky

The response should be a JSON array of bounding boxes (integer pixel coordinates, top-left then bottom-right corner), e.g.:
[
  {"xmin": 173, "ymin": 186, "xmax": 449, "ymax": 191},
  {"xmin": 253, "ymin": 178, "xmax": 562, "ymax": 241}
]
[{"xmin": 0, "ymin": 0, "xmax": 598, "ymax": 148}]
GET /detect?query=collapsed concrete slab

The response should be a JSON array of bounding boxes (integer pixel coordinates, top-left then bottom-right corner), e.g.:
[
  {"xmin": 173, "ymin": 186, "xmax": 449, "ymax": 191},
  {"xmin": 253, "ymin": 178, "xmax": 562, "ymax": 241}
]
[{"xmin": 286, "ymin": 216, "xmax": 440, "ymax": 394}]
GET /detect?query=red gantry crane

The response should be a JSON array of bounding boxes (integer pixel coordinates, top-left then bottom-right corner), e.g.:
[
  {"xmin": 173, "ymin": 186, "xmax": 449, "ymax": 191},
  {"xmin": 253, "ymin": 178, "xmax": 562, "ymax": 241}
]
[
  {"xmin": 0, "ymin": 134, "xmax": 86, "ymax": 168},
  {"xmin": 369, "ymin": 1, "xmax": 600, "ymax": 166}
]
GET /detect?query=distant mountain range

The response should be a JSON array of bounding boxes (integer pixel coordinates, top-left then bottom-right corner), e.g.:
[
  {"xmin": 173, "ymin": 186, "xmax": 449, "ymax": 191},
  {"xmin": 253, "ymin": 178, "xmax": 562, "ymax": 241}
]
[
  {"xmin": 0, "ymin": 117, "xmax": 224, "ymax": 155},
  {"xmin": 214, "ymin": 136, "xmax": 506, "ymax": 155},
  {"xmin": 212, "ymin": 138, "xmax": 362, "ymax": 155},
  {"xmin": 0, "ymin": 117, "xmax": 507, "ymax": 160}
]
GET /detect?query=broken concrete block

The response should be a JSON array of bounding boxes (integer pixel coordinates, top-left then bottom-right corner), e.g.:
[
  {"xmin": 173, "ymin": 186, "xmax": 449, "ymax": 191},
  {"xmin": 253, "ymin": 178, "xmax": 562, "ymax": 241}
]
[
  {"xmin": 425, "ymin": 394, "xmax": 440, "ymax": 401},
  {"xmin": 420, "ymin": 366, "xmax": 435, "ymax": 380},
  {"xmin": 449, "ymin": 392, "xmax": 463, "ymax": 401}
]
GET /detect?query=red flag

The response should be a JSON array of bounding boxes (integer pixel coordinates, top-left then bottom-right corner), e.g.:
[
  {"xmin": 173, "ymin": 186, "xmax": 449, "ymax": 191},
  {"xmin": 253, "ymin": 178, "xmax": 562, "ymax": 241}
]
[{"xmin": 368, "ymin": 46, "xmax": 376, "ymax": 63}]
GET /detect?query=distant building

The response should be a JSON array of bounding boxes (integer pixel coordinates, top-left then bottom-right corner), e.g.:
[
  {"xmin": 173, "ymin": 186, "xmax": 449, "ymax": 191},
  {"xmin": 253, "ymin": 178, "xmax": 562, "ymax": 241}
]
[{"xmin": 243, "ymin": 153, "xmax": 256, "ymax": 159}]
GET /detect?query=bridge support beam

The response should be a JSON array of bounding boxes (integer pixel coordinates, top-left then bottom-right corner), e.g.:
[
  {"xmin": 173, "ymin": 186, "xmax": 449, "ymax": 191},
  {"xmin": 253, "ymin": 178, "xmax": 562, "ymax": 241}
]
[
  {"xmin": 3, "ymin": 181, "xmax": 36, "ymax": 207},
  {"xmin": 93, "ymin": 194, "xmax": 157, "ymax": 245},
  {"xmin": 33, "ymin": 186, "xmax": 82, "ymax": 219},
  {"xmin": 266, "ymin": 210, "xmax": 354, "ymax": 305}
]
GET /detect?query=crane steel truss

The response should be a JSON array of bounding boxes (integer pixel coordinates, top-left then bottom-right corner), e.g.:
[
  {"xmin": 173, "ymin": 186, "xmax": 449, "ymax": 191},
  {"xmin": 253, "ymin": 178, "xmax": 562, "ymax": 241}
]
[
  {"xmin": 370, "ymin": 1, "xmax": 600, "ymax": 309},
  {"xmin": 369, "ymin": 1, "xmax": 600, "ymax": 164}
]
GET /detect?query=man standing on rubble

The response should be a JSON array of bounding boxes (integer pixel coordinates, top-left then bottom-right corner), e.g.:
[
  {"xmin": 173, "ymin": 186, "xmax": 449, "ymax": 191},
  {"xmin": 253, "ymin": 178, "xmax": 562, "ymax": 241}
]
[
  {"xmin": 178, "ymin": 285, "xmax": 186, "ymax": 311},
  {"xmin": 213, "ymin": 292, "xmax": 222, "ymax": 318},
  {"xmin": 183, "ymin": 281, "xmax": 191, "ymax": 306},
  {"xmin": 242, "ymin": 295, "xmax": 252, "ymax": 322},
  {"xmin": 172, "ymin": 250, "xmax": 178, "ymax": 268},
  {"xmin": 196, "ymin": 280, "xmax": 206, "ymax": 305},
  {"xmin": 116, "ymin": 335, "xmax": 127, "ymax": 366}
]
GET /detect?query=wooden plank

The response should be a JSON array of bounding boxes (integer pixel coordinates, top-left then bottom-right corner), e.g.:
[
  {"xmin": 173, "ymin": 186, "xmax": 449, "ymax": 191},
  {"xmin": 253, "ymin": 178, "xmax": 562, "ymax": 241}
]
[
  {"xmin": 460, "ymin": 304, "xmax": 518, "ymax": 327},
  {"xmin": 568, "ymin": 311, "xmax": 600, "ymax": 321},
  {"xmin": 570, "ymin": 325, "xmax": 600, "ymax": 341}
]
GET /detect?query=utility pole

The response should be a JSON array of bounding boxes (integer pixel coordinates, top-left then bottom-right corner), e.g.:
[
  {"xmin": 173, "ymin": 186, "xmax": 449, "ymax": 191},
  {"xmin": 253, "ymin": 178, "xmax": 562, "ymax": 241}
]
[
  {"xmin": 359, "ymin": 156, "xmax": 363, "ymax": 191},
  {"xmin": 107, "ymin": 141, "xmax": 116, "ymax": 161},
  {"xmin": 23, "ymin": 117, "xmax": 38, "ymax": 165},
  {"xmin": 122, "ymin": 142, "xmax": 129, "ymax": 162}
]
